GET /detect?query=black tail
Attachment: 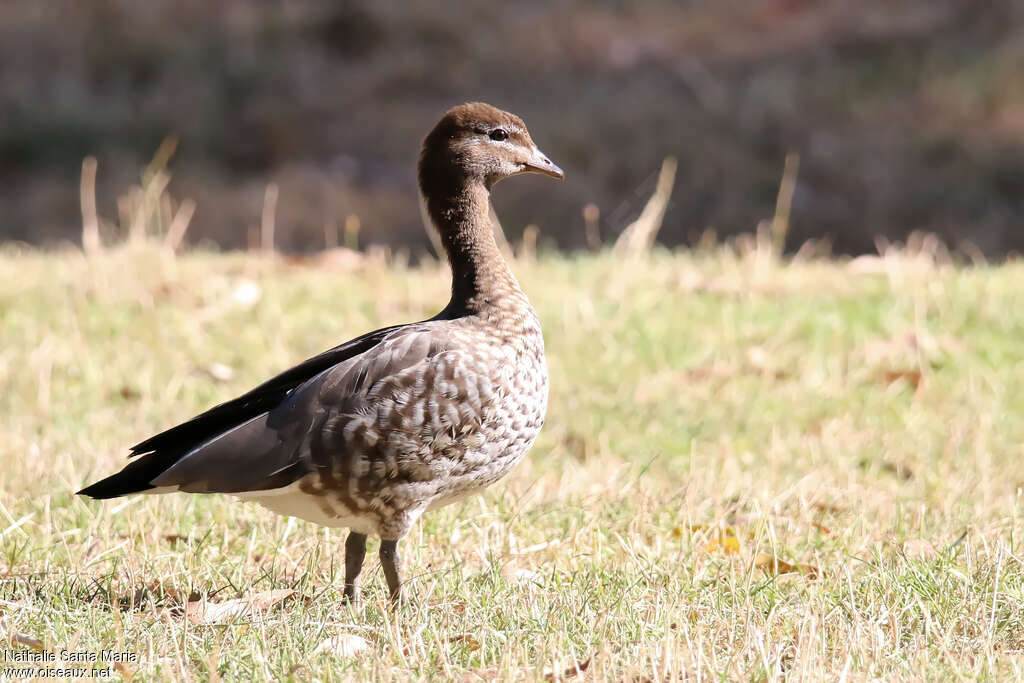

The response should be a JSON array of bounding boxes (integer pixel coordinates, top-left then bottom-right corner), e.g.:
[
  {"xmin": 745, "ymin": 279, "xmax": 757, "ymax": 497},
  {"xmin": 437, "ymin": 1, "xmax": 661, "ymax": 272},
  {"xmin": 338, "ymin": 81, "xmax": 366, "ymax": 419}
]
[{"xmin": 76, "ymin": 452, "xmax": 177, "ymax": 499}]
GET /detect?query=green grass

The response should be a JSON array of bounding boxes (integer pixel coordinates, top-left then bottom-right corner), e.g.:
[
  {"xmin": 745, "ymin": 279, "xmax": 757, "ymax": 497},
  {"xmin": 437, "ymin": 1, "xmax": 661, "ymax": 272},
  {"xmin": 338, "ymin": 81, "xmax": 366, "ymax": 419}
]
[{"xmin": 2, "ymin": 243, "xmax": 1024, "ymax": 680}]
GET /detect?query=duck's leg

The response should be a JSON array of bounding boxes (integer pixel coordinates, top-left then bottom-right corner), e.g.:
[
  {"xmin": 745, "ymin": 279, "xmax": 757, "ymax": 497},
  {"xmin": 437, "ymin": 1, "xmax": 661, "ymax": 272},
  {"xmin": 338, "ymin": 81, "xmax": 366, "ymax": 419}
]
[
  {"xmin": 343, "ymin": 531, "xmax": 367, "ymax": 605},
  {"xmin": 379, "ymin": 539, "xmax": 402, "ymax": 603}
]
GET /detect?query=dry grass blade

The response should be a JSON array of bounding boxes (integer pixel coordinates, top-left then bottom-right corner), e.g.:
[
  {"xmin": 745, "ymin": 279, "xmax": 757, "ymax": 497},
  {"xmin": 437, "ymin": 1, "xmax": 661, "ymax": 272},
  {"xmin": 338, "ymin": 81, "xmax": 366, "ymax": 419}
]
[
  {"xmin": 128, "ymin": 171, "xmax": 171, "ymax": 244},
  {"xmin": 769, "ymin": 152, "xmax": 800, "ymax": 256},
  {"xmin": 613, "ymin": 157, "xmax": 677, "ymax": 257},
  {"xmin": 583, "ymin": 203, "xmax": 601, "ymax": 252},
  {"xmin": 80, "ymin": 156, "xmax": 101, "ymax": 254},
  {"xmin": 163, "ymin": 198, "xmax": 196, "ymax": 252},
  {"xmin": 261, "ymin": 182, "xmax": 279, "ymax": 254}
]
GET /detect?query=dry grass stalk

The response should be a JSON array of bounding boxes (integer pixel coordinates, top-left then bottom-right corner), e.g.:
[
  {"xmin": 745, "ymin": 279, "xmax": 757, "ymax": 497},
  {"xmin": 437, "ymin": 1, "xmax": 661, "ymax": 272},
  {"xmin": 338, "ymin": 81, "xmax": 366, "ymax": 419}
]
[
  {"xmin": 771, "ymin": 152, "xmax": 800, "ymax": 256},
  {"xmin": 128, "ymin": 171, "xmax": 171, "ymax": 244},
  {"xmin": 613, "ymin": 157, "xmax": 677, "ymax": 257},
  {"xmin": 519, "ymin": 224, "xmax": 539, "ymax": 261},
  {"xmin": 163, "ymin": 198, "xmax": 196, "ymax": 253},
  {"xmin": 755, "ymin": 152, "xmax": 800, "ymax": 274},
  {"xmin": 344, "ymin": 214, "xmax": 361, "ymax": 251},
  {"xmin": 78, "ymin": 142, "xmax": 197, "ymax": 256},
  {"xmin": 261, "ymin": 182, "xmax": 279, "ymax": 254},
  {"xmin": 143, "ymin": 137, "xmax": 178, "ymax": 184},
  {"xmin": 80, "ymin": 156, "xmax": 101, "ymax": 254},
  {"xmin": 583, "ymin": 203, "xmax": 601, "ymax": 252}
]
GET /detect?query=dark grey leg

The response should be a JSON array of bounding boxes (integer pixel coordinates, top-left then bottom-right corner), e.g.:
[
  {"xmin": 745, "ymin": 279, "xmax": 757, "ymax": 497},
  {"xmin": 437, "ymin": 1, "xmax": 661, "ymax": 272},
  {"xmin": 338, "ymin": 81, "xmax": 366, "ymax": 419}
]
[
  {"xmin": 343, "ymin": 532, "xmax": 367, "ymax": 605},
  {"xmin": 379, "ymin": 539, "xmax": 402, "ymax": 603}
]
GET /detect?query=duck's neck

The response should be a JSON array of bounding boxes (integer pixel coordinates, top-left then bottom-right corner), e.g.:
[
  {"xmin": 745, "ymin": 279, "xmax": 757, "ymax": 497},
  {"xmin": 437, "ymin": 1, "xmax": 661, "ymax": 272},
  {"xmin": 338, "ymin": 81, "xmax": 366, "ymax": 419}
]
[{"xmin": 425, "ymin": 180, "xmax": 520, "ymax": 314}]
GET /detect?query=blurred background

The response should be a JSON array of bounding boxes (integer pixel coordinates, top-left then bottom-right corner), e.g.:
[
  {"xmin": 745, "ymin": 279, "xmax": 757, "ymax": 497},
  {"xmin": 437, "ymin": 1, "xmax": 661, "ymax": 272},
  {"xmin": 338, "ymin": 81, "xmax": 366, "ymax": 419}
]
[{"xmin": 1, "ymin": 0, "xmax": 1022, "ymax": 257}]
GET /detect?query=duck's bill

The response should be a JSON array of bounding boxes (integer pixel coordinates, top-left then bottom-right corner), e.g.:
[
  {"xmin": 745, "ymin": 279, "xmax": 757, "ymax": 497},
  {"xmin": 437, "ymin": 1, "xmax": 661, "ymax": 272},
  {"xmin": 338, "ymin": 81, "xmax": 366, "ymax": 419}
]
[{"xmin": 523, "ymin": 147, "xmax": 564, "ymax": 179}]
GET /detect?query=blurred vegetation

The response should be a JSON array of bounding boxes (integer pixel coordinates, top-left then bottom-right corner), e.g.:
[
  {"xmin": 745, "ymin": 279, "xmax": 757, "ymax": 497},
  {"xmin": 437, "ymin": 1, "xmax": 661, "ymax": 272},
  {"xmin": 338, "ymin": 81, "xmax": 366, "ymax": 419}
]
[{"xmin": 1, "ymin": 0, "xmax": 1023, "ymax": 255}]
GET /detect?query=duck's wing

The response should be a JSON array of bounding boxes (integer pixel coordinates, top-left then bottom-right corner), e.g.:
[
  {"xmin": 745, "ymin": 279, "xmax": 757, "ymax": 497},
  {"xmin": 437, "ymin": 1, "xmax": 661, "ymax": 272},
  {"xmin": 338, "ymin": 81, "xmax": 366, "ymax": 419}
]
[
  {"xmin": 148, "ymin": 323, "xmax": 453, "ymax": 495},
  {"xmin": 76, "ymin": 321, "xmax": 419, "ymax": 499}
]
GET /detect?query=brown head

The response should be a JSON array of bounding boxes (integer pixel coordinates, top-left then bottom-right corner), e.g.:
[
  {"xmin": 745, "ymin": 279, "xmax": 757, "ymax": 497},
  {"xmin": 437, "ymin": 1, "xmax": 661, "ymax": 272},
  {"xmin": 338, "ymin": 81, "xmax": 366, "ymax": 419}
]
[
  {"xmin": 418, "ymin": 102, "xmax": 563, "ymax": 201},
  {"xmin": 419, "ymin": 103, "xmax": 562, "ymax": 310}
]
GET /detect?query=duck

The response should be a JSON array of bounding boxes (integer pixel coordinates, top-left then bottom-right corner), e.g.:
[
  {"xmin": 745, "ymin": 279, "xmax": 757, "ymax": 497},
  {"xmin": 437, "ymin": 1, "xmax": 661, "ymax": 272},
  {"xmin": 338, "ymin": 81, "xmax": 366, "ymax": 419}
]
[{"xmin": 78, "ymin": 102, "xmax": 563, "ymax": 605}]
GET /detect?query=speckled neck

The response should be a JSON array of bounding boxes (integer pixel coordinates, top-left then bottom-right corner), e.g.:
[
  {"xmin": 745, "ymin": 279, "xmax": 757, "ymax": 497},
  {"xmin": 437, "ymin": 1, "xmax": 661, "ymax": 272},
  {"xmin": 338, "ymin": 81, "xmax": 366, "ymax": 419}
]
[{"xmin": 423, "ymin": 179, "xmax": 520, "ymax": 315}]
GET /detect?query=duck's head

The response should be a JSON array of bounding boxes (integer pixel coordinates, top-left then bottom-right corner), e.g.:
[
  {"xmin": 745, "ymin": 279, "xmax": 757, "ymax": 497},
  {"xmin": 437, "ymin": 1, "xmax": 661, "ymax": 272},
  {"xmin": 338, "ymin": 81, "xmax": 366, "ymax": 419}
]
[{"xmin": 419, "ymin": 102, "xmax": 563, "ymax": 195}]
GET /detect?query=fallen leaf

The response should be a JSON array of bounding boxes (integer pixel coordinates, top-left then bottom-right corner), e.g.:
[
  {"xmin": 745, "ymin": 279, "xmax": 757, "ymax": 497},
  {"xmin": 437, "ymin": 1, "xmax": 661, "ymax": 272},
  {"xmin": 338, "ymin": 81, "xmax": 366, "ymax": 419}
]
[
  {"xmin": 118, "ymin": 385, "xmax": 141, "ymax": 400},
  {"xmin": 449, "ymin": 633, "xmax": 481, "ymax": 651},
  {"xmin": 314, "ymin": 633, "xmax": 370, "ymax": 658},
  {"xmin": 755, "ymin": 553, "xmax": 821, "ymax": 579},
  {"xmin": 881, "ymin": 369, "xmax": 923, "ymax": 390},
  {"xmin": 690, "ymin": 524, "xmax": 753, "ymax": 555},
  {"xmin": 185, "ymin": 589, "xmax": 296, "ymax": 624},
  {"xmin": 811, "ymin": 521, "xmax": 832, "ymax": 535},
  {"xmin": 704, "ymin": 536, "xmax": 741, "ymax": 555},
  {"xmin": 113, "ymin": 662, "xmax": 135, "ymax": 679},
  {"xmin": 12, "ymin": 634, "xmax": 44, "ymax": 651},
  {"xmin": 543, "ymin": 657, "xmax": 591, "ymax": 681}
]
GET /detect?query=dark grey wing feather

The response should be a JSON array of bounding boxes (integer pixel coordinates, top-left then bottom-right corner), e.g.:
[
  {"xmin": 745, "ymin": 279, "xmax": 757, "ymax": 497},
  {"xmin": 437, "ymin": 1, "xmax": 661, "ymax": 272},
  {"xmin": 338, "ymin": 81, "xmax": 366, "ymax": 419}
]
[
  {"xmin": 130, "ymin": 322, "xmax": 407, "ymax": 456},
  {"xmin": 77, "ymin": 321, "xmax": 429, "ymax": 499},
  {"xmin": 148, "ymin": 324, "xmax": 446, "ymax": 494},
  {"xmin": 151, "ymin": 404, "xmax": 309, "ymax": 494}
]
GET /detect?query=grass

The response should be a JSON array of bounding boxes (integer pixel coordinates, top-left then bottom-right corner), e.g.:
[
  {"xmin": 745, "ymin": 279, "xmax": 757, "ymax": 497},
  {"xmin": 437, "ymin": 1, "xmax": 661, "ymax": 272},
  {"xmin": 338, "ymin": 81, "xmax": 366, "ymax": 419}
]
[{"xmin": 1, "ymin": 241, "xmax": 1024, "ymax": 679}]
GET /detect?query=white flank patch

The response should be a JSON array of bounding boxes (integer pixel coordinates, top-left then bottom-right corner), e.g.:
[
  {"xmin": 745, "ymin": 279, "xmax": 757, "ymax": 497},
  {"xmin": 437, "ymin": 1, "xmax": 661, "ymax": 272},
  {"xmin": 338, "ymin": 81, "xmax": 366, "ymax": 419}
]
[{"xmin": 236, "ymin": 483, "xmax": 378, "ymax": 535}]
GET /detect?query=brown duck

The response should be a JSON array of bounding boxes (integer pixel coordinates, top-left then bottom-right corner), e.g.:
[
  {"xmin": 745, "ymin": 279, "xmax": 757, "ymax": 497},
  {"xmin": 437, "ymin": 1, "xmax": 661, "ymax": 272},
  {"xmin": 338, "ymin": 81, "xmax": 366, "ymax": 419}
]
[{"xmin": 78, "ymin": 102, "xmax": 563, "ymax": 604}]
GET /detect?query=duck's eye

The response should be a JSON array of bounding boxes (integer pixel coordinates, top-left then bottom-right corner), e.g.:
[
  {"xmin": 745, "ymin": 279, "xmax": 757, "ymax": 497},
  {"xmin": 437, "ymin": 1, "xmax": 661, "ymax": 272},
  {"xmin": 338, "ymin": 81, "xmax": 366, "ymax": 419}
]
[{"xmin": 489, "ymin": 128, "xmax": 508, "ymax": 142}]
